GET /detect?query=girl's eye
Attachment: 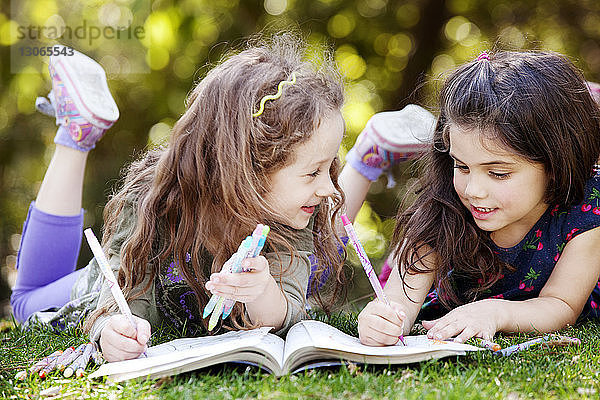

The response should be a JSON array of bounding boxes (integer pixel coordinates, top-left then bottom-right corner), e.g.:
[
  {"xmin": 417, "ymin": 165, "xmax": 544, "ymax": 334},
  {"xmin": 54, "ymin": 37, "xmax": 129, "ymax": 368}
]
[
  {"xmin": 453, "ymin": 164, "xmax": 469, "ymax": 173},
  {"xmin": 490, "ymin": 171, "xmax": 511, "ymax": 179},
  {"xmin": 308, "ymin": 169, "xmax": 321, "ymax": 178}
]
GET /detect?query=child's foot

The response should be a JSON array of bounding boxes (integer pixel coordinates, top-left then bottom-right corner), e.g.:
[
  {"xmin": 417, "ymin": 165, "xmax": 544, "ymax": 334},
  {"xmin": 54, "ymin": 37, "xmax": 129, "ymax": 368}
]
[
  {"xmin": 345, "ymin": 104, "xmax": 435, "ymax": 185},
  {"xmin": 35, "ymin": 45, "xmax": 119, "ymax": 151}
]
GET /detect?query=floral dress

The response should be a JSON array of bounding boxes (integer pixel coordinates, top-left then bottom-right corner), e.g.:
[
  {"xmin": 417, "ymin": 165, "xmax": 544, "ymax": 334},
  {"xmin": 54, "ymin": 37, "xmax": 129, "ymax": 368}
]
[{"xmin": 420, "ymin": 170, "xmax": 600, "ymax": 321}]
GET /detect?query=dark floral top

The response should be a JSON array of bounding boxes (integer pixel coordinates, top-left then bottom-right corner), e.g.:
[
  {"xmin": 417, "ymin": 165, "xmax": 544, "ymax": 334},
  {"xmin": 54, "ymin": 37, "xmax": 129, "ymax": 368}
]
[
  {"xmin": 421, "ymin": 170, "xmax": 600, "ymax": 321},
  {"xmin": 154, "ymin": 250, "xmax": 207, "ymax": 337}
]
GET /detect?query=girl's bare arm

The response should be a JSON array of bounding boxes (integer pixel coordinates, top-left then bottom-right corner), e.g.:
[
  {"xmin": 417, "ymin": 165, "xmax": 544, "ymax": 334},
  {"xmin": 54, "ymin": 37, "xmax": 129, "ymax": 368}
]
[{"xmin": 384, "ymin": 252, "xmax": 436, "ymax": 334}]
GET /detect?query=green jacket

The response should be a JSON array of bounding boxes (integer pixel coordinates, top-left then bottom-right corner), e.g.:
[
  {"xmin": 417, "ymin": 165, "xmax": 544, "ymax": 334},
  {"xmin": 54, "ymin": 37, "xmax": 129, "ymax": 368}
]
[{"xmin": 88, "ymin": 198, "xmax": 316, "ymax": 342}]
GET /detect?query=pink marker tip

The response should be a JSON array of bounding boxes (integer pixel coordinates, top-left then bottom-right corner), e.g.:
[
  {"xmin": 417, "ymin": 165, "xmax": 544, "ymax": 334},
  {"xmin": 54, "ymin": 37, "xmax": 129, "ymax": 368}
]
[
  {"xmin": 340, "ymin": 214, "xmax": 350, "ymax": 226},
  {"xmin": 399, "ymin": 335, "xmax": 406, "ymax": 346}
]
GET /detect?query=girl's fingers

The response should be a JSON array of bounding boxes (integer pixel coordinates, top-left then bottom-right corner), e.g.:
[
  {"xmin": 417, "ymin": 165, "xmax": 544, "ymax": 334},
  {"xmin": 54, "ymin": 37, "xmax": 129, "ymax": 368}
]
[
  {"xmin": 206, "ymin": 278, "xmax": 268, "ymax": 302},
  {"xmin": 425, "ymin": 317, "xmax": 457, "ymax": 340},
  {"xmin": 432, "ymin": 321, "xmax": 470, "ymax": 341},
  {"xmin": 208, "ymin": 279, "xmax": 259, "ymax": 294},
  {"xmin": 359, "ymin": 324, "xmax": 402, "ymax": 346},
  {"xmin": 214, "ymin": 256, "xmax": 268, "ymax": 275},
  {"xmin": 110, "ymin": 315, "xmax": 138, "ymax": 338},
  {"xmin": 104, "ymin": 329, "xmax": 145, "ymax": 356},
  {"xmin": 208, "ymin": 287, "xmax": 259, "ymax": 303},
  {"xmin": 367, "ymin": 300, "xmax": 404, "ymax": 325},
  {"xmin": 111, "ymin": 315, "xmax": 151, "ymax": 345},
  {"xmin": 359, "ymin": 311, "xmax": 402, "ymax": 346},
  {"xmin": 134, "ymin": 316, "xmax": 151, "ymax": 345},
  {"xmin": 453, "ymin": 326, "xmax": 477, "ymax": 344},
  {"xmin": 240, "ymin": 256, "xmax": 268, "ymax": 272},
  {"xmin": 363, "ymin": 313, "xmax": 404, "ymax": 339},
  {"xmin": 360, "ymin": 331, "xmax": 400, "ymax": 346},
  {"xmin": 358, "ymin": 300, "xmax": 405, "ymax": 346},
  {"xmin": 212, "ymin": 295, "xmax": 255, "ymax": 303},
  {"xmin": 207, "ymin": 257, "xmax": 269, "ymax": 288},
  {"xmin": 390, "ymin": 303, "xmax": 407, "ymax": 320},
  {"xmin": 210, "ymin": 273, "xmax": 258, "ymax": 288},
  {"xmin": 205, "ymin": 256, "xmax": 272, "ymax": 303},
  {"xmin": 421, "ymin": 319, "xmax": 436, "ymax": 329},
  {"xmin": 101, "ymin": 324, "xmax": 148, "ymax": 361}
]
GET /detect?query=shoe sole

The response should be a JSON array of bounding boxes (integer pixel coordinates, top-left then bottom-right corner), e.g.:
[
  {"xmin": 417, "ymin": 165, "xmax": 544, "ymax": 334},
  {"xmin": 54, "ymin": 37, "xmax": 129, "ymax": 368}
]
[
  {"xmin": 368, "ymin": 106, "xmax": 435, "ymax": 153},
  {"xmin": 50, "ymin": 45, "xmax": 119, "ymax": 129}
]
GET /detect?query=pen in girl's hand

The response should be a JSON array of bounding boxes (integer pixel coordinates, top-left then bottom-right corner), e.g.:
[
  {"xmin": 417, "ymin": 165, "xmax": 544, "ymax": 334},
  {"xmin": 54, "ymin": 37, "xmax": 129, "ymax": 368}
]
[
  {"xmin": 221, "ymin": 225, "xmax": 270, "ymax": 319},
  {"xmin": 341, "ymin": 214, "xmax": 406, "ymax": 345},
  {"xmin": 84, "ymin": 228, "xmax": 147, "ymax": 357}
]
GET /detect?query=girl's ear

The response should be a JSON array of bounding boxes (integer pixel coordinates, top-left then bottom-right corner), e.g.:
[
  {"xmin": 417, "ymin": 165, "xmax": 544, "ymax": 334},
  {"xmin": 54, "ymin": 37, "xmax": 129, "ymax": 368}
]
[
  {"xmin": 440, "ymin": 127, "xmax": 447, "ymax": 150},
  {"xmin": 433, "ymin": 124, "xmax": 451, "ymax": 153}
]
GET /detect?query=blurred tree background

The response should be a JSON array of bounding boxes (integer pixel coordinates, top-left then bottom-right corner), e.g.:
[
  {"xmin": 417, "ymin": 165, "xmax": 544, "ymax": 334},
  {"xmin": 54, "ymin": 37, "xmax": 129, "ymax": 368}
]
[{"xmin": 1, "ymin": 0, "xmax": 599, "ymax": 318}]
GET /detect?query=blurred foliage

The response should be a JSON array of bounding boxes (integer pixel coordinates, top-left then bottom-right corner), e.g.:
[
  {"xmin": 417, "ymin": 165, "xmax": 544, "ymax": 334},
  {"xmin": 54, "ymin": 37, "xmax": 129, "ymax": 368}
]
[{"xmin": 1, "ymin": 0, "xmax": 599, "ymax": 316}]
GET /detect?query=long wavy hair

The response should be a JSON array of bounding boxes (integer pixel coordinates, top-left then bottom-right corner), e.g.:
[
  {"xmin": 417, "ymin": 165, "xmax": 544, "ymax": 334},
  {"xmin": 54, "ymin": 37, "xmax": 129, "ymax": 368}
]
[
  {"xmin": 86, "ymin": 34, "xmax": 348, "ymax": 332},
  {"xmin": 392, "ymin": 50, "xmax": 600, "ymax": 308}
]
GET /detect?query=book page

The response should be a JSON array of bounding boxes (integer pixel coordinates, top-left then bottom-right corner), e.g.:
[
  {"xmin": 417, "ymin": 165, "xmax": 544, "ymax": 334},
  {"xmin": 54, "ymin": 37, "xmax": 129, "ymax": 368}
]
[
  {"xmin": 246, "ymin": 331, "xmax": 286, "ymax": 370},
  {"xmin": 282, "ymin": 320, "xmax": 316, "ymax": 362},
  {"xmin": 286, "ymin": 320, "xmax": 480, "ymax": 360},
  {"xmin": 90, "ymin": 327, "xmax": 273, "ymax": 379},
  {"xmin": 145, "ymin": 327, "xmax": 272, "ymax": 357}
]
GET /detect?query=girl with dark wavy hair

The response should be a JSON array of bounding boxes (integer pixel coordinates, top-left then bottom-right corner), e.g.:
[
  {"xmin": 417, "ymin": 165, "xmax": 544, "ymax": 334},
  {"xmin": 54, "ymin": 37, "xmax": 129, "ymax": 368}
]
[
  {"xmin": 358, "ymin": 50, "xmax": 600, "ymax": 346},
  {"xmin": 11, "ymin": 35, "xmax": 351, "ymax": 362}
]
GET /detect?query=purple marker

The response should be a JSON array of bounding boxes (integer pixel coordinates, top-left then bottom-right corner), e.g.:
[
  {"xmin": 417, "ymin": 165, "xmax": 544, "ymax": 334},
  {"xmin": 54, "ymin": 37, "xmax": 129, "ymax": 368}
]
[{"xmin": 341, "ymin": 214, "xmax": 405, "ymax": 345}]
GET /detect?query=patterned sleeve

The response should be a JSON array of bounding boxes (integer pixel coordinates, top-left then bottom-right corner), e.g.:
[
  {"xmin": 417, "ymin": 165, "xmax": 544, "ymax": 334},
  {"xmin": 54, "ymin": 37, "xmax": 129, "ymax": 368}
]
[{"xmin": 559, "ymin": 173, "xmax": 600, "ymax": 242}]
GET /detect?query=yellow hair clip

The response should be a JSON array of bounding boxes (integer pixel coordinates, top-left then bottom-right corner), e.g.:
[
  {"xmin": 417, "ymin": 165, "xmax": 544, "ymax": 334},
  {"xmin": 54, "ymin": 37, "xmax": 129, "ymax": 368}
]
[{"xmin": 252, "ymin": 72, "xmax": 297, "ymax": 118}]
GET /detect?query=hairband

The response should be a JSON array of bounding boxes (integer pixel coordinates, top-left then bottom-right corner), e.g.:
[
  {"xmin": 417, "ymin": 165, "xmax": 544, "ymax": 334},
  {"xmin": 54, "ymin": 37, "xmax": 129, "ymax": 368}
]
[
  {"xmin": 477, "ymin": 51, "xmax": 490, "ymax": 62},
  {"xmin": 252, "ymin": 72, "xmax": 297, "ymax": 118}
]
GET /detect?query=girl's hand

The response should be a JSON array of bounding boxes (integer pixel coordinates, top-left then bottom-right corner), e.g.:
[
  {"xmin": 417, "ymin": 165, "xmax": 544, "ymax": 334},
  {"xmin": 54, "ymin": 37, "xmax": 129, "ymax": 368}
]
[
  {"xmin": 205, "ymin": 256, "xmax": 273, "ymax": 304},
  {"xmin": 358, "ymin": 299, "xmax": 407, "ymax": 346},
  {"xmin": 99, "ymin": 314, "xmax": 151, "ymax": 362},
  {"xmin": 422, "ymin": 299, "xmax": 500, "ymax": 343}
]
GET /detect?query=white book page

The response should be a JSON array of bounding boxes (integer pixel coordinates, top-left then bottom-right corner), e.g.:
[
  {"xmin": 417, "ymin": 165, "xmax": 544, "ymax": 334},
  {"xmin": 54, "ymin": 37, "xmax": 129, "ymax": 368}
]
[
  {"xmin": 246, "ymin": 332, "xmax": 286, "ymax": 370},
  {"xmin": 282, "ymin": 320, "xmax": 314, "ymax": 363},
  {"xmin": 90, "ymin": 327, "xmax": 272, "ymax": 379},
  {"xmin": 145, "ymin": 327, "xmax": 273, "ymax": 357},
  {"xmin": 298, "ymin": 320, "xmax": 480, "ymax": 356}
]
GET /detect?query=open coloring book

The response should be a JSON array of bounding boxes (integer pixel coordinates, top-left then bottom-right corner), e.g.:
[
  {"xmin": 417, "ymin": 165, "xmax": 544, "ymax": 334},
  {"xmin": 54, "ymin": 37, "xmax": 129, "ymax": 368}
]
[{"xmin": 89, "ymin": 320, "xmax": 480, "ymax": 381}]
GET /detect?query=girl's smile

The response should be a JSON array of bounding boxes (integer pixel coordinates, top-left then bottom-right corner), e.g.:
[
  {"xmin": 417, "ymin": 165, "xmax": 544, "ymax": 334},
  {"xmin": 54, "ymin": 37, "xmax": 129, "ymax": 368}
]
[
  {"xmin": 470, "ymin": 205, "xmax": 498, "ymax": 220},
  {"xmin": 449, "ymin": 125, "xmax": 549, "ymax": 248},
  {"xmin": 301, "ymin": 205, "xmax": 317, "ymax": 215}
]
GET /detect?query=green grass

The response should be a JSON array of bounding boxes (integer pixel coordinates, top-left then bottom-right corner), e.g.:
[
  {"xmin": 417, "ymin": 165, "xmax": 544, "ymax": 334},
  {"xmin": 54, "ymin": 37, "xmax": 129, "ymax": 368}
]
[{"xmin": 1, "ymin": 316, "xmax": 599, "ymax": 400}]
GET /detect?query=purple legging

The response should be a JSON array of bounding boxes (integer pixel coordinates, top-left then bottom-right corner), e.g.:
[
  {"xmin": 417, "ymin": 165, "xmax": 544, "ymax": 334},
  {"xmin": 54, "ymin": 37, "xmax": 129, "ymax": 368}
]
[{"xmin": 10, "ymin": 202, "xmax": 84, "ymax": 323}]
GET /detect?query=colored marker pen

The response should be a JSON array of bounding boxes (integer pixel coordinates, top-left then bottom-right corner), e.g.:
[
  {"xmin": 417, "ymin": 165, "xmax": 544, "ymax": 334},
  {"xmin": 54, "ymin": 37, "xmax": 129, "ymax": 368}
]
[
  {"xmin": 207, "ymin": 237, "xmax": 253, "ymax": 330},
  {"xmin": 84, "ymin": 229, "xmax": 147, "ymax": 357},
  {"xmin": 203, "ymin": 238, "xmax": 249, "ymax": 318},
  {"xmin": 222, "ymin": 226, "xmax": 270, "ymax": 319},
  {"xmin": 341, "ymin": 214, "xmax": 406, "ymax": 345}
]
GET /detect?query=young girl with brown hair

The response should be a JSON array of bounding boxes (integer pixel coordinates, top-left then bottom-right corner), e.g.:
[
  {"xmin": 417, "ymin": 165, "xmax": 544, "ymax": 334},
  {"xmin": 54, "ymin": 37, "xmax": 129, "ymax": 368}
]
[
  {"xmin": 358, "ymin": 50, "xmax": 600, "ymax": 346},
  {"xmin": 11, "ymin": 36, "xmax": 352, "ymax": 361}
]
